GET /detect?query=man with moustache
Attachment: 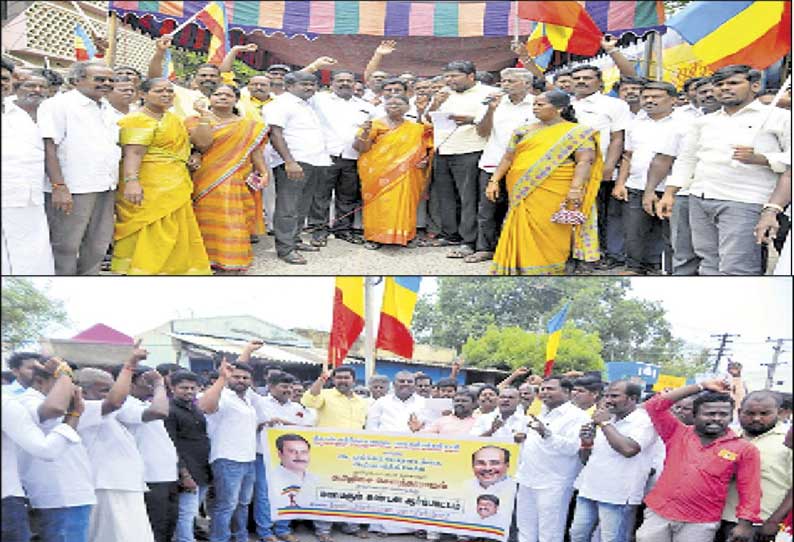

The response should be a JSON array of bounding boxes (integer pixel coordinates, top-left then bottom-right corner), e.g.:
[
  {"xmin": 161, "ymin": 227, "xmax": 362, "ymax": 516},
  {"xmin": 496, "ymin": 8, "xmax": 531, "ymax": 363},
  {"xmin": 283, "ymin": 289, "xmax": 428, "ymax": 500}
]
[
  {"xmin": 1, "ymin": 57, "xmax": 14, "ymax": 104},
  {"xmin": 471, "ymin": 387, "xmax": 529, "ymax": 441},
  {"xmin": 1, "ymin": 71, "xmax": 56, "ymax": 275},
  {"xmin": 515, "ymin": 376, "xmax": 591, "ymax": 542},
  {"xmin": 615, "ymin": 76, "xmax": 647, "ymax": 117},
  {"xmin": 613, "ymin": 82, "xmax": 679, "ymax": 275},
  {"xmin": 267, "ymin": 71, "xmax": 331, "ymax": 265},
  {"xmin": 468, "ymin": 68, "xmax": 536, "ymax": 264},
  {"xmin": 422, "ymin": 390, "xmax": 478, "ymax": 435},
  {"xmin": 38, "ymin": 61, "xmax": 119, "ymax": 275},
  {"xmin": 368, "ymin": 374, "xmax": 390, "ymax": 403},
  {"xmin": 269, "ymin": 434, "xmax": 319, "ymax": 509},
  {"xmin": 718, "ymin": 391, "xmax": 792, "ymax": 542},
  {"xmin": 570, "ymin": 65, "xmax": 632, "ymax": 272},
  {"xmin": 636, "ymin": 379, "xmax": 761, "ymax": 542},
  {"xmin": 658, "ymin": 64, "xmax": 790, "ymax": 275},
  {"xmin": 643, "ymin": 77, "xmax": 723, "ymax": 276},
  {"xmin": 570, "ymin": 381, "xmax": 658, "ymax": 542},
  {"xmin": 425, "ymin": 60, "xmax": 496, "ymax": 257},
  {"xmin": 308, "ymin": 71, "xmax": 374, "ymax": 247}
]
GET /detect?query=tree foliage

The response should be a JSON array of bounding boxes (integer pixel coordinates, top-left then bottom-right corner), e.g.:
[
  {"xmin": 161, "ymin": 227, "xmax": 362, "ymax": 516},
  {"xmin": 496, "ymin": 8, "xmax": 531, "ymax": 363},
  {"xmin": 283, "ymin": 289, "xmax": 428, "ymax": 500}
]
[
  {"xmin": 413, "ymin": 278, "xmax": 680, "ymax": 365},
  {"xmin": 171, "ymin": 49, "xmax": 259, "ymax": 85},
  {"xmin": 657, "ymin": 346, "xmax": 713, "ymax": 380},
  {"xmin": 462, "ymin": 325, "xmax": 604, "ymax": 374},
  {"xmin": 1, "ymin": 278, "xmax": 68, "ymax": 352}
]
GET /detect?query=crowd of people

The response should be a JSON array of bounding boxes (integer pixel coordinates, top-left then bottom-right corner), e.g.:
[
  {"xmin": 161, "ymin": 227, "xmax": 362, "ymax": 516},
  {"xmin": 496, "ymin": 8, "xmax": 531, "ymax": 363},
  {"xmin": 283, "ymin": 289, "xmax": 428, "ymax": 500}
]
[
  {"xmin": 2, "ymin": 342, "xmax": 792, "ymax": 542},
  {"xmin": 2, "ymin": 37, "xmax": 790, "ymax": 275}
]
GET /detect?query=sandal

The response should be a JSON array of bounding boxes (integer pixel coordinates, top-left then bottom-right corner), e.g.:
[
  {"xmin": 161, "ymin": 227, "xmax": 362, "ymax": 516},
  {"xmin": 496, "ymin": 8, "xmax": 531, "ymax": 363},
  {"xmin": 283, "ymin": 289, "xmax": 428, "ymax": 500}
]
[
  {"xmin": 317, "ymin": 535, "xmax": 334, "ymax": 542},
  {"xmin": 310, "ymin": 237, "xmax": 327, "ymax": 247},
  {"xmin": 354, "ymin": 531, "xmax": 370, "ymax": 539},
  {"xmin": 463, "ymin": 251, "xmax": 494, "ymax": 263},
  {"xmin": 430, "ymin": 237, "xmax": 456, "ymax": 247},
  {"xmin": 447, "ymin": 246, "xmax": 475, "ymax": 259},
  {"xmin": 364, "ymin": 241, "xmax": 382, "ymax": 250},
  {"xmin": 335, "ymin": 231, "xmax": 365, "ymax": 245},
  {"xmin": 277, "ymin": 535, "xmax": 299, "ymax": 542}
]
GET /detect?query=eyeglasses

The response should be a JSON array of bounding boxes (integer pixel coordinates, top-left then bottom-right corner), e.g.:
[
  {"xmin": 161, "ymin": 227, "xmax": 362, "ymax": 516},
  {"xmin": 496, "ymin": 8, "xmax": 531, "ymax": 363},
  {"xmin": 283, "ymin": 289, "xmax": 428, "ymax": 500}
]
[{"xmin": 89, "ymin": 76, "xmax": 113, "ymax": 83}]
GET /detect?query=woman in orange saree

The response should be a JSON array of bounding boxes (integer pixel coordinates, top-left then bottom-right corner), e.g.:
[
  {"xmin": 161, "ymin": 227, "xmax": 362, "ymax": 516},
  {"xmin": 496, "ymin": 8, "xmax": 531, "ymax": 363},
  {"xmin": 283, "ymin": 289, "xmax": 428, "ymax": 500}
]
[
  {"xmin": 354, "ymin": 96, "xmax": 433, "ymax": 249},
  {"xmin": 186, "ymin": 84, "xmax": 269, "ymax": 273},
  {"xmin": 486, "ymin": 91, "xmax": 603, "ymax": 275}
]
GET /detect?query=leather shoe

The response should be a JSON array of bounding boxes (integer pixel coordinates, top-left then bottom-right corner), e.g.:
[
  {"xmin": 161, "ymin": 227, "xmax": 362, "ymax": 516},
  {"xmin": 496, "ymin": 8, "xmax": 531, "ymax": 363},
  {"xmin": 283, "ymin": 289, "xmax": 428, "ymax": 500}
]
[
  {"xmin": 280, "ymin": 252, "xmax": 307, "ymax": 265},
  {"xmin": 296, "ymin": 242, "xmax": 320, "ymax": 252}
]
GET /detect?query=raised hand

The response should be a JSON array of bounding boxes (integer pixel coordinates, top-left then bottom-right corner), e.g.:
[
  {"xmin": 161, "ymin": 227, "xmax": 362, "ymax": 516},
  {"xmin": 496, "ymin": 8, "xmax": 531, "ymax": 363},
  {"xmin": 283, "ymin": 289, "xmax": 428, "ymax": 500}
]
[
  {"xmin": 700, "ymin": 378, "xmax": 731, "ymax": 394},
  {"xmin": 155, "ymin": 35, "xmax": 173, "ymax": 52},
  {"xmin": 600, "ymin": 35, "xmax": 617, "ymax": 53},
  {"xmin": 375, "ymin": 40, "xmax": 397, "ymax": 56},
  {"xmin": 218, "ymin": 357, "xmax": 234, "ymax": 380},
  {"xmin": 70, "ymin": 387, "xmax": 85, "ymax": 415},
  {"xmin": 243, "ymin": 339, "xmax": 265, "ymax": 353},
  {"xmin": 127, "ymin": 339, "xmax": 148, "ymax": 368},
  {"xmin": 311, "ymin": 56, "xmax": 338, "ymax": 70},
  {"xmin": 235, "ymin": 43, "xmax": 258, "ymax": 53}
]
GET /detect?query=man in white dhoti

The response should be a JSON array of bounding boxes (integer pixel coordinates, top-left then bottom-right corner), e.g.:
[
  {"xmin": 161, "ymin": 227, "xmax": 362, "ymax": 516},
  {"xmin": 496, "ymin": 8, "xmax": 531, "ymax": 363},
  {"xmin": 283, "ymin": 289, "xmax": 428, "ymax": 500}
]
[{"xmin": 1, "ymin": 70, "xmax": 55, "ymax": 275}]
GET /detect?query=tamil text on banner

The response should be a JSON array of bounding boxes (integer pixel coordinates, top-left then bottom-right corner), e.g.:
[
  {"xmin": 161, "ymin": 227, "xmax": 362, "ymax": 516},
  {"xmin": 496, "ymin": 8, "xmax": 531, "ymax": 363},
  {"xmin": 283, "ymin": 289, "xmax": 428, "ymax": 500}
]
[{"xmin": 263, "ymin": 428, "xmax": 520, "ymax": 541}]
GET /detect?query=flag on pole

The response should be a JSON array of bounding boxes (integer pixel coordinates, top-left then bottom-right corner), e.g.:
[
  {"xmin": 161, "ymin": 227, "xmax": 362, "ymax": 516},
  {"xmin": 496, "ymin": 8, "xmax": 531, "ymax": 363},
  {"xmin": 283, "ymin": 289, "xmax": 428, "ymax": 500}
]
[
  {"xmin": 376, "ymin": 277, "xmax": 422, "ymax": 359},
  {"xmin": 328, "ymin": 277, "xmax": 365, "ymax": 368},
  {"xmin": 517, "ymin": 3, "xmax": 603, "ymax": 56},
  {"xmin": 74, "ymin": 23, "xmax": 97, "ymax": 61},
  {"xmin": 666, "ymin": 1, "xmax": 791, "ymax": 70},
  {"xmin": 544, "ymin": 303, "xmax": 571, "ymax": 377},
  {"xmin": 195, "ymin": 1, "xmax": 230, "ymax": 65},
  {"xmin": 525, "ymin": 23, "xmax": 555, "ymax": 70}
]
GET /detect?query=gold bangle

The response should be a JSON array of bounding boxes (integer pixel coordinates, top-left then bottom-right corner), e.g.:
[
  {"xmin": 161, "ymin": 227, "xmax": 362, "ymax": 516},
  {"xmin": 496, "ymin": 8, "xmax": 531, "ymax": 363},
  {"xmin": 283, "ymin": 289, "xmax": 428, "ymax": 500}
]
[{"xmin": 65, "ymin": 411, "xmax": 81, "ymax": 418}]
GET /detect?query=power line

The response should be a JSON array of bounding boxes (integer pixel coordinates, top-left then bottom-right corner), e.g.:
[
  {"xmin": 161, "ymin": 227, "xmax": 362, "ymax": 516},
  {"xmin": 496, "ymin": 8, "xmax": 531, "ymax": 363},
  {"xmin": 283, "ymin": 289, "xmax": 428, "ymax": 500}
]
[
  {"xmin": 709, "ymin": 333, "xmax": 740, "ymax": 372},
  {"xmin": 763, "ymin": 337, "xmax": 792, "ymax": 388}
]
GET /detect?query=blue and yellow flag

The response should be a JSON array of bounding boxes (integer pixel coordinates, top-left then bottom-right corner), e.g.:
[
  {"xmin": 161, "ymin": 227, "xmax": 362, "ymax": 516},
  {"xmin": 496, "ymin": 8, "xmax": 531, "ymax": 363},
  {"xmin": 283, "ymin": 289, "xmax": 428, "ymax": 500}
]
[
  {"xmin": 376, "ymin": 277, "xmax": 421, "ymax": 359},
  {"xmin": 544, "ymin": 303, "xmax": 570, "ymax": 377}
]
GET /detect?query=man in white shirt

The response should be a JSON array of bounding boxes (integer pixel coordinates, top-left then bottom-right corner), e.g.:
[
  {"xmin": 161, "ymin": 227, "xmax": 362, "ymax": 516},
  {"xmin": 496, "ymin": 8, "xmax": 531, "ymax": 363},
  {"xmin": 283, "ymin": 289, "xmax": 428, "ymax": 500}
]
[
  {"xmin": 468, "ymin": 68, "xmax": 536, "ymax": 263},
  {"xmin": 77, "ymin": 365, "xmax": 156, "ymax": 542},
  {"xmin": 613, "ymin": 82, "xmax": 679, "ymax": 275},
  {"xmin": 2, "ymin": 360, "xmax": 82, "ymax": 542},
  {"xmin": 569, "ymin": 381, "xmax": 658, "ymax": 542},
  {"xmin": 366, "ymin": 371, "xmax": 427, "ymax": 535},
  {"xmin": 470, "ymin": 386, "xmax": 529, "ymax": 440},
  {"xmin": 198, "ymin": 360, "xmax": 259, "ymax": 542},
  {"xmin": 128, "ymin": 366, "xmax": 178, "ymax": 542},
  {"xmin": 2, "ymin": 71, "xmax": 55, "ymax": 275},
  {"xmin": 268, "ymin": 433, "xmax": 320, "ymax": 510},
  {"xmin": 570, "ymin": 65, "xmax": 632, "ymax": 270},
  {"xmin": 1, "ymin": 56, "xmax": 13, "ymax": 103},
  {"xmin": 658, "ymin": 64, "xmax": 791, "ymax": 275},
  {"xmin": 425, "ymin": 60, "xmax": 495, "ymax": 257},
  {"xmin": 516, "ymin": 376, "xmax": 592, "ymax": 542},
  {"xmin": 39, "ymin": 60, "xmax": 120, "ymax": 275},
  {"xmin": 308, "ymin": 71, "xmax": 374, "ymax": 247},
  {"xmin": 267, "ymin": 71, "xmax": 332, "ymax": 265}
]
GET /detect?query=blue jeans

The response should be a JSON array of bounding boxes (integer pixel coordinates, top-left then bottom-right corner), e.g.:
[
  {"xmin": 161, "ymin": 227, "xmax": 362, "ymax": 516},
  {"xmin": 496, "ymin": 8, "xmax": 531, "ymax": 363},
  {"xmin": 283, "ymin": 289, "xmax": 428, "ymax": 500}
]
[
  {"xmin": 37, "ymin": 504, "xmax": 92, "ymax": 542},
  {"xmin": 569, "ymin": 496, "xmax": 634, "ymax": 542},
  {"xmin": 210, "ymin": 458, "xmax": 256, "ymax": 542},
  {"xmin": 2, "ymin": 497, "xmax": 32, "ymax": 542},
  {"xmin": 255, "ymin": 453, "xmax": 291, "ymax": 538},
  {"xmin": 176, "ymin": 485, "xmax": 208, "ymax": 542}
]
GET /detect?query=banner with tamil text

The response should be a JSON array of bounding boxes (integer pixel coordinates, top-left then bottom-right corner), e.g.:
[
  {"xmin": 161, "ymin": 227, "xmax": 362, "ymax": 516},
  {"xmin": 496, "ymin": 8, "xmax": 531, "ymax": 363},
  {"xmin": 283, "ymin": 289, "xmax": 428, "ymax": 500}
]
[{"xmin": 263, "ymin": 428, "xmax": 520, "ymax": 541}]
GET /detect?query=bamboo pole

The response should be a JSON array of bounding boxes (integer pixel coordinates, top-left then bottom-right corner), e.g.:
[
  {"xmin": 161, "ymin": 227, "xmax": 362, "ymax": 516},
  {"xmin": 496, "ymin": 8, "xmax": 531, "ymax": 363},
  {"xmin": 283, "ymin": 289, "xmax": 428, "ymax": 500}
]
[{"xmin": 106, "ymin": 11, "xmax": 118, "ymax": 67}]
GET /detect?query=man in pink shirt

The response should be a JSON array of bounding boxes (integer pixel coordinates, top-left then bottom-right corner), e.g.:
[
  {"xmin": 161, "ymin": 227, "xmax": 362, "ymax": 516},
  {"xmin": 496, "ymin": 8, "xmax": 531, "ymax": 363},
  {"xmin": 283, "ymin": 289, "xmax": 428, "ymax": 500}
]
[
  {"xmin": 638, "ymin": 378, "xmax": 762, "ymax": 542},
  {"xmin": 419, "ymin": 390, "xmax": 477, "ymax": 436}
]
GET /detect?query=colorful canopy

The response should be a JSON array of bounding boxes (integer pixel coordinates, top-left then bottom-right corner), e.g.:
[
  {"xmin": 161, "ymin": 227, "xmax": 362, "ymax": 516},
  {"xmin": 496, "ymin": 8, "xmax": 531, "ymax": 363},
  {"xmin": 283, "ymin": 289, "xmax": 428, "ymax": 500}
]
[{"xmin": 109, "ymin": 1, "xmax": 664, "ymax": 41}]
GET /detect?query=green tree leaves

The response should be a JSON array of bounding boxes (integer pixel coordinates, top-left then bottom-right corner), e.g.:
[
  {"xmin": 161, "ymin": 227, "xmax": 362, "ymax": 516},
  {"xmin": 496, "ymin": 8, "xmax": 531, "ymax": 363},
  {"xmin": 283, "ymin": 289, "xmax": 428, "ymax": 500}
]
[{"xmin": 1, "ymin": 278, "xmax": 68, "ymax": 352}]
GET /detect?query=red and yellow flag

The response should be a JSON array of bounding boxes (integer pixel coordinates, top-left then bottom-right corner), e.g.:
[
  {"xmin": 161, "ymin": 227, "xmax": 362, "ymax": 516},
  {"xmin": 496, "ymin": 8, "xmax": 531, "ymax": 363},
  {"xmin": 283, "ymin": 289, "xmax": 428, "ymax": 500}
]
[
  {"xmin": 195, "ymin": 1, "xmax": 229, "ymax": 65},
  {"xmin": 517, "ymin": 2, "xmax": 603, "ymax": 57},
  {"xmin": 376, "ymin": 277, "xmax": 421, "ymax": 359},
  {"xmin": 328, "ymin": 277, "xmax": 365, "ymax": 368}
]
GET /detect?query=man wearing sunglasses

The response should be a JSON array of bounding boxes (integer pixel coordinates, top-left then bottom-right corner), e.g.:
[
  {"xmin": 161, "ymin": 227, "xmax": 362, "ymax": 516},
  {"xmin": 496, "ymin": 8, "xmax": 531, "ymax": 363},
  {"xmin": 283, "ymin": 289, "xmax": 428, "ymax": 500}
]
[{"xmin": 38, "ymin": 60, "xmax": 120, "ymax": 275}]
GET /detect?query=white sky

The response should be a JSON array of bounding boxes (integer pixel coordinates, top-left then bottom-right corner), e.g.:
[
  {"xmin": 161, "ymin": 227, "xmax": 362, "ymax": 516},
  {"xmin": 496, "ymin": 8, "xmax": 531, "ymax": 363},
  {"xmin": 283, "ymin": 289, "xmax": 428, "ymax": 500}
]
[{"xmin": 9, "ymin": 277, "xmax": 792, "ymax": 380}]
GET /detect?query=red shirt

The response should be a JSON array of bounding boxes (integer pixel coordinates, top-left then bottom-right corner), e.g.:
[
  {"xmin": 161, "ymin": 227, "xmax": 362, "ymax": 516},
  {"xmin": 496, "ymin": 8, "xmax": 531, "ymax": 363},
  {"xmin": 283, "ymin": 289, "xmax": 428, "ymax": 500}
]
[{"xmin": 644, "ymin": 395, "xmax": 762, "ymax": 523}]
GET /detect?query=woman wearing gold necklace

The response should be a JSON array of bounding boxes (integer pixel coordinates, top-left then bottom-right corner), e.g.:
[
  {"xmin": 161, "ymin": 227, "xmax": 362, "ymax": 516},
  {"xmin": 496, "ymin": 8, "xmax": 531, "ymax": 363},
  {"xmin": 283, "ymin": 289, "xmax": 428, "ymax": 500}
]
[
  {"xmin": 354, "ymin": 95, "xmax": 433, "ymax": 250},
  {"xmin": 113, "ymin": 77, "xmax": 211, "ymax": 275},
  {"xmin": 186, "ymin": 83, "xmax": 269, "ymax": 273}
]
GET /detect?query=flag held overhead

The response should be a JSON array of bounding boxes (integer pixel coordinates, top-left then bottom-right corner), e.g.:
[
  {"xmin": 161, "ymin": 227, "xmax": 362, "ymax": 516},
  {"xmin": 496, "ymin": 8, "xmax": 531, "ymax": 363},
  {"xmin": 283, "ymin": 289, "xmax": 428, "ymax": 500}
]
[
  {"xmin": 517, "ymin": 2, "xmax": 603, "ymax": 56},
  {"xmin": 328, "ymin": 277, "xmax": 365, "ymax": 369},
  {"xmin": 544, "ymin": 303, "xmax": 571, "ymax": 377},
  {"xmin": 376, "ymin": 277, "xmax": 421, "ymax": 359}
]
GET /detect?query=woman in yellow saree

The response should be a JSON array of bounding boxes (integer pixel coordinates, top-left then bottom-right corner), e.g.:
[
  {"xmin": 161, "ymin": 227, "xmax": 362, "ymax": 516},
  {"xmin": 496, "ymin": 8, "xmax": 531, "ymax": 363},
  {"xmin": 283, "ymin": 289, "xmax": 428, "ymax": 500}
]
[
  {"xmin": 186, "ymin": 84, "xmax": 269, "ymax": 273},
  {"xmin": 113, "ymin": 78, "xmax": 211, "ymax": 275},
  {"xmin": 486, "ymin": 90, "xmax": 603, "ymax": 275},
  {"xmin": 354, "ymin": 96, "xmax": 433, "ymax": 249}
]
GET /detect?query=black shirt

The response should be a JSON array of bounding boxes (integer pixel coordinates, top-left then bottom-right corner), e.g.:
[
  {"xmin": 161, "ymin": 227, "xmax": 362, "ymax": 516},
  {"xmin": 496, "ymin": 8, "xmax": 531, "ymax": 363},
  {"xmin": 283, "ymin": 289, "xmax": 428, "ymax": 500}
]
[{"xmin": 164, "ymin": 397, "xmax": 212, "ymax": 486}]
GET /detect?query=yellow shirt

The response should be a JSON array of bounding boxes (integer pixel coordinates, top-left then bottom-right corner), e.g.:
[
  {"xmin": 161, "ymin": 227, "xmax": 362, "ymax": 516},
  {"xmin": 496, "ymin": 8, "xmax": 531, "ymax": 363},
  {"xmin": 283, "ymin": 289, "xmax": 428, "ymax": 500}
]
[
  {"xmin": 301, "ymin": 388, "xmax": 368, "ymax": 430},
  {"xmin": 722, "ymin": 423, "xmax": 793, "ymax": 522}
]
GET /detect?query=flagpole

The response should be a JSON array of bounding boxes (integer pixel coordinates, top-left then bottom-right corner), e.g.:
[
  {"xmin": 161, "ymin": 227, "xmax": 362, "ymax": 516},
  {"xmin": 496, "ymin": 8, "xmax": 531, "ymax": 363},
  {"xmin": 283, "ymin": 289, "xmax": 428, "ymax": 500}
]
[
  {"xmin": 167, "ymin": 7, "xmax": 204, "ymax": 37},
  {"xmin": 364, "ymin": 277, "xmax": 376, "ymax": 385}
]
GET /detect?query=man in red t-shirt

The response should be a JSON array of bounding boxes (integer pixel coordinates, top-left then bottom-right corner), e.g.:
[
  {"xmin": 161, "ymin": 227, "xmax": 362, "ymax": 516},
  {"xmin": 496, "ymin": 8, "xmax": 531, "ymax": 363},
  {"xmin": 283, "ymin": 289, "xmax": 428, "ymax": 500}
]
[{"xmin": 637, "ymin": 378, "xmax": 761, "ymax": 542}]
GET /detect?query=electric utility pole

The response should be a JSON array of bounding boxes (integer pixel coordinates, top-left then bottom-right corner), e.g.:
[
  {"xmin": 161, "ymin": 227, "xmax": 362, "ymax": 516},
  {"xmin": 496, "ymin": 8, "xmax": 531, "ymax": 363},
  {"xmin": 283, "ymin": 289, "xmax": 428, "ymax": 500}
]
[
  {"xmin": 710, "ymin": 333, "xmax": 739, "ymax": 372},
  {"xmin": 763, "ymin": 337, "xmax": 791, "ymax": 389}
]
